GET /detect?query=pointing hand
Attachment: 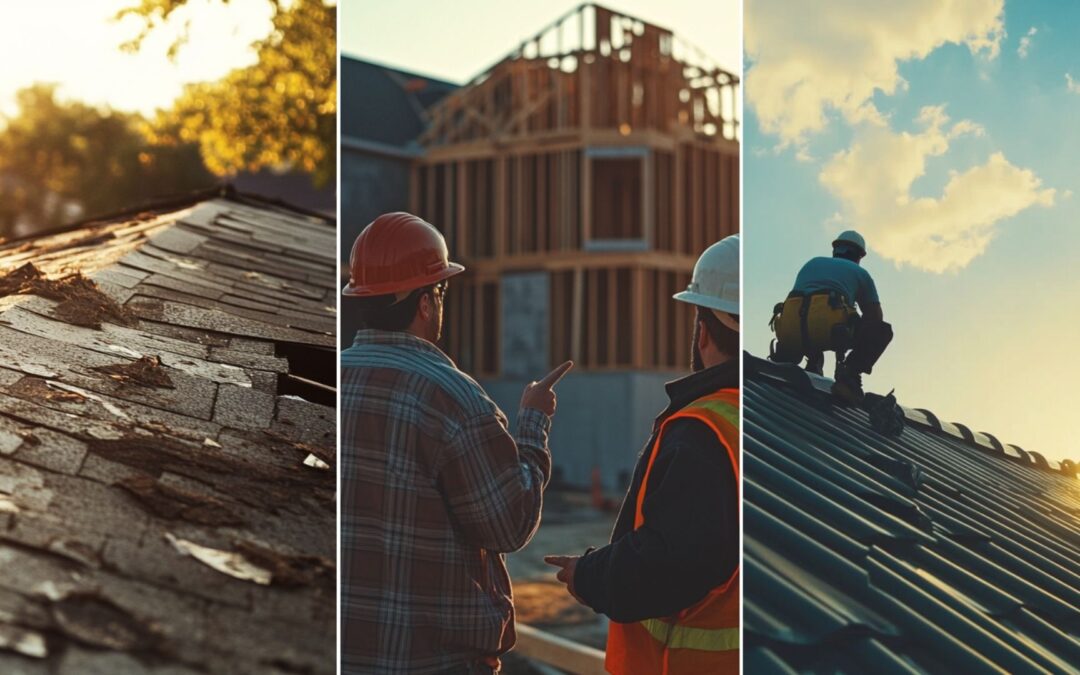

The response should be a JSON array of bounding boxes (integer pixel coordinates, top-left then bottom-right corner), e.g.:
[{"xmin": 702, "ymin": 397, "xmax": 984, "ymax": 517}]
[{"xmin": 520, "ymin": 361, "xmax": 573, "ymax": 416}]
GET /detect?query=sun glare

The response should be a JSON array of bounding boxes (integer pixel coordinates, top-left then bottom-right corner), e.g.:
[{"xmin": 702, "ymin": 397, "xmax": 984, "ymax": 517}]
[{"xmin": 0, "ymin": 0, "xmax": 275, "ymax": 118}]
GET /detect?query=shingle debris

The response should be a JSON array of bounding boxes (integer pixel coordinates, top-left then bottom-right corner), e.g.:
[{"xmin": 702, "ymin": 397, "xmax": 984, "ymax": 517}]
[
  {"xmin": 93, "ymin": 356, "xmax": 175, "ymax": 389},
  {"xmin": 0, "ymin": 263, "xmax": 134, "ymax": 329}
]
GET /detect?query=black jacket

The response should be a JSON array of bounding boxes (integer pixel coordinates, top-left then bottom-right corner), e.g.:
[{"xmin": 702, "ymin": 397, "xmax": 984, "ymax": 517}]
[{"xmin": 572, "ymin": 360, "xmax": 739, "ymax": 623}]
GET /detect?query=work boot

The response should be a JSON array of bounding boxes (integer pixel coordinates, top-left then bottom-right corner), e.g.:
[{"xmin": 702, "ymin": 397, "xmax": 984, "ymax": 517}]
[{"xmin": 832, "ymin": 362, "xmax": 865, "ymax": 405}]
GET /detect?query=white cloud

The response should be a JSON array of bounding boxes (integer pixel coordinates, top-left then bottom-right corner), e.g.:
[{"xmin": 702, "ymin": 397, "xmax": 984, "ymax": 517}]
[
  {"xmin": 746, "ymin": 0, "xmax": 1005, "ymax": 147},
  {"xmin": 1067, "ymin": 73, "xmax": 1080, "ymax": 93},
  {"xmin": 1018, "ymin": 26, "xmax": 1037, "ymax": 58},
  {"xmin": 819, "ymin": 107, "xmax": 1055, "ymax": 273}
]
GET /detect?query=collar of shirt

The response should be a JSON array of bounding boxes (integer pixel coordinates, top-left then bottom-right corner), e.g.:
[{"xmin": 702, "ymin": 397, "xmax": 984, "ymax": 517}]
[
  {"xmin": 657, "ymin": 358, "xmax": 739, "ymax": 424},
  {"xmin": 351, "ymin": 328, "xmax": 452, "ymax": 363}
]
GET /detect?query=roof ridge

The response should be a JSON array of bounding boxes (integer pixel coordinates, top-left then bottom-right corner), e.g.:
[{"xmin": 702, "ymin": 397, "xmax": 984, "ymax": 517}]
[
  {"xmin": 3, "ymin": 185, "xmax": 334, "ymax": 247},
  {"xmin": 745, "ymin": 352, "xmax": 1078, "ymax": 478}
]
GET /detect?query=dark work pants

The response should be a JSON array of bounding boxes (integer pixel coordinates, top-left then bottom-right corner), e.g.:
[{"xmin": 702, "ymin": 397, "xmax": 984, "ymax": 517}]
[{"xmin": 844, "ymin": 320, "xmax": 893, "ymax": 374}]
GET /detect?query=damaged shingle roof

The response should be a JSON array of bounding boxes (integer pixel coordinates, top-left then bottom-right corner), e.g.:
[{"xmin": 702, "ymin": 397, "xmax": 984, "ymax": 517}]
[
  {"xmin": 0, "ymin": 189, "xmax": 335, "ymax": 673},
  {"xmin": 743, "ymin": 354, "xmax": 1080, "ymax": 674}
]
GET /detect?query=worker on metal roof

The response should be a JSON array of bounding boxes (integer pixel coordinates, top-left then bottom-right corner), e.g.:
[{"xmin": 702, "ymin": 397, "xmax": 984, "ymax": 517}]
[
  {"xmin": 546, "ymin": 235, "xmax": 740, "ymax": 675},
  {"xmin": 339, "ymin": 212, "xmax": 573, "ymax": 674},
  {"xmin": 768, "ymin": 230, "xmax": 893, "ymax": 404}
]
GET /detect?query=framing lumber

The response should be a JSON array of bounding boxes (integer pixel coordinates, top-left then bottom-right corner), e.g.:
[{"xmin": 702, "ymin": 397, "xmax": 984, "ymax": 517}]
[{"xmin": 411, "ymin": 3, "xmax": 739, "ymax": 376}]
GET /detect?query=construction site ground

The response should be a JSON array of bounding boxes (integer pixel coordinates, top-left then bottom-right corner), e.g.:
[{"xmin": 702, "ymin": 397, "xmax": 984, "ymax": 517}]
[{"xmin": 503, "ymin": 490, "xmax": 618, "ymax": 674}]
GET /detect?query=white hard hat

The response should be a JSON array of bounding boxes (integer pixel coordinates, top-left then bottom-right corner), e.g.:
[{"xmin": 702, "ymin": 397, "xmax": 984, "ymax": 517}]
[
  {"xmin": 832, "ymin": 230, "xmax": 866, "ymax": 256},
  {"xmin": 673, "ymin": 234, "xmax": 739, "ymax": 325}
]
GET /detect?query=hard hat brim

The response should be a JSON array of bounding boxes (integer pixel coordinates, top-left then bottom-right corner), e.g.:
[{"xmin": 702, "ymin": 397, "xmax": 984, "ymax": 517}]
[
  {"xmin": 673, "ymin": 290, "xmax": 739, "ymax": 315},
  {"xmin": 831, "ymin": 239, "xmax": 866, "ymax": 256},
  {"xmin": 342, "ymin": 261, "xmax": 465, "ymax": 297}
]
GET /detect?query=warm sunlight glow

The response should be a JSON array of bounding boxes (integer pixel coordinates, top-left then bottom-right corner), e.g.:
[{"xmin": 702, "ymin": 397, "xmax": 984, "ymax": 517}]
[{"xmin": 0, "ymin": 0, "xmax": 275, "ymax": 117}]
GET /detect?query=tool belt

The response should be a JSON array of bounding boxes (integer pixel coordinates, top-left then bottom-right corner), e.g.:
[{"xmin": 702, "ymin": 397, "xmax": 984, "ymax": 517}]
[{"xmin": 769, "ymin": 290, "xmax": 858, "ymax": 363}]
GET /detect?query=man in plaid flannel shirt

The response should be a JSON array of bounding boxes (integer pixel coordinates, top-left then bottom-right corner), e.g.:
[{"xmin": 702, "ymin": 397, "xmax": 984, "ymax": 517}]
[{"xmin": 341, "ymin": 212, "xmax": 572, "ymax": 674}]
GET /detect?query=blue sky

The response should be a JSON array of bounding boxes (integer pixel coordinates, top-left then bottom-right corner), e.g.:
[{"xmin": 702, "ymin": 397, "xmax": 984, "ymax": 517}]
[{"xmin": 745, "ymin": 0, "xmax": 1080, "ymax": 462}]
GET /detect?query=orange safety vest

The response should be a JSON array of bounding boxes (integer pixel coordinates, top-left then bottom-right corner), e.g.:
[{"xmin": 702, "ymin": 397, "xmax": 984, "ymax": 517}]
[{"xmin": 605, "ymin": 388, "xmax": 740, "ymax": 675}]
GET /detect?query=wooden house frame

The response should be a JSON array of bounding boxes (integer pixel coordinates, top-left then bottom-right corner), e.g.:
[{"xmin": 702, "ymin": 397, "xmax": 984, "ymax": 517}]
[{"xmin": 409, "ymin": 3, "xmax": 740, "ymax": 377}]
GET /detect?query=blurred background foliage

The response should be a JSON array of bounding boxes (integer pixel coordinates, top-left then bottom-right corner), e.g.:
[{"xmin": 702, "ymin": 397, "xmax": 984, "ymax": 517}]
[
  {"xmin": 0, "ymin": 0, "xmax": 336, "ymax": 238},
  {"xmin": 125, "ymin": 0, "xmax": 337, "ymax": 186}
]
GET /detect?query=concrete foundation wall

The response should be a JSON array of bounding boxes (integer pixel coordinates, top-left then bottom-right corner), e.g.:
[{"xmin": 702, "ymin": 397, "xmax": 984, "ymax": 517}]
[{"xmin": 479, "ymin": 371, "xmax": 681, "ymax": 493}]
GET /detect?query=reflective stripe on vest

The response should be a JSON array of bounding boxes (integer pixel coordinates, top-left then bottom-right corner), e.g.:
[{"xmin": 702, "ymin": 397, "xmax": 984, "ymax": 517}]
[
  {"xmin": 605, "ymin": 388, "xmax": 740, "ymax": 675},
  {"xmin": 640, "ymin": 617, "xmax": 740, "ymax": 652}
]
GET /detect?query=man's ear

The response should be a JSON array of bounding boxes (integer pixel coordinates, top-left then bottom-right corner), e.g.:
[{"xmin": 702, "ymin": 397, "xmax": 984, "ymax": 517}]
[
  {"xmin": 696, "ymin": 318, "xmax": 710, "ymax": 352},
  {"xmin": 417, "ymin": 293, "xmax": 433, "ymax": 322}
]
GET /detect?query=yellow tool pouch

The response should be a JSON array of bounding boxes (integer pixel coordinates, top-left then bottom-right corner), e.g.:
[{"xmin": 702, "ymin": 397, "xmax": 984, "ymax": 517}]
[{"xmin": 769, "ymin": 291, "xmax": 857, "ymax": 362}]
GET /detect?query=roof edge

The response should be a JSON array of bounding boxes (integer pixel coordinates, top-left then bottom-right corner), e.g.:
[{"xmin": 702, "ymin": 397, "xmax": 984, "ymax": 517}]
[
  {"xmin": 744, "ymin": 352, "xmax": 1078, "ymax": 479},
  {"xmin": 4, "ymin": 184, "xmax": 334, "ymax": 247}
]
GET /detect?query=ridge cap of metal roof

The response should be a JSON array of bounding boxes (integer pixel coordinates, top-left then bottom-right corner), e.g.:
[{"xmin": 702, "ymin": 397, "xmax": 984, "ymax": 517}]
[
  {"xmin": 1004, "ymin": 444, "xmax": 1031, "ymax": 464},
  {"xmin": 747, "ymin": 351, "xmax": 1079, "ymax": 480},
  {"xmin": 978, "ymin": 431, "xmax": 1005, "ymax": 453},
  {"xmin": 1060, "ymin": 459, "xmax": 1078, "ymax": 477},
  {"xmin": 968, "ymin": 429, "xmax": 1000, "ymax": 453},
  {"xmin": 1027, "ymin": 450, "xmax": 1051, "ymax": 469},
  {"xmin": 951, "ymin": 421, "xmax": 976, "ymax": 442}
]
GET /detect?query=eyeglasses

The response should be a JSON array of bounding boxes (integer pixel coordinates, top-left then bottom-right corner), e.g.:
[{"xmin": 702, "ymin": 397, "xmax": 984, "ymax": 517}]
[{"xmin": 431, "ymin": 281, "xmax": 448, "ymax": 301}]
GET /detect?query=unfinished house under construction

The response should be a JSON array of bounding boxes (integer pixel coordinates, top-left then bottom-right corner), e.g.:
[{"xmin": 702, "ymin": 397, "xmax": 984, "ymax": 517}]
[{"xmin": 347, "ymin": 4, "xmax": 739, "ymax": 491}]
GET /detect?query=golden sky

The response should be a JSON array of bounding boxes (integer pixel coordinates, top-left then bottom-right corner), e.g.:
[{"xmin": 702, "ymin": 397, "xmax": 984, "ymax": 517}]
[{"xmin": 0, "ymin": 0, "xmax": 275, "ymax": 117}]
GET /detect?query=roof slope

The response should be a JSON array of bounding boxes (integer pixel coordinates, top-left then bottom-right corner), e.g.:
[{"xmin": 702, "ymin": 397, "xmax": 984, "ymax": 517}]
[
  {"xmin": 744, "ymin": 354, "xmax": 1080, "ymax": 674},
  {"xmin": 0, "ymin": 191, "xmax": 336, "ymax": 673},
  {"xmin": 341, "ymin": 55, "xmax": 458, "ymax": 146}
]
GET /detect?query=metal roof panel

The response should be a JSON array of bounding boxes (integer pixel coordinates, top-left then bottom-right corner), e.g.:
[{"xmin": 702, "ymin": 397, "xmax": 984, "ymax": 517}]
[{"xmin": 744, "ymin": 354, "xmax": 1080, "ymax": 673}]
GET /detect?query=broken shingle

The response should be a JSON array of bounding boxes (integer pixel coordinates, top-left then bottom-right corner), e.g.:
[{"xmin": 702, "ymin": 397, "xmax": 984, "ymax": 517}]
[{"xmin": 0, "ymin": 194, "xmax": 335, "ymax": 673}]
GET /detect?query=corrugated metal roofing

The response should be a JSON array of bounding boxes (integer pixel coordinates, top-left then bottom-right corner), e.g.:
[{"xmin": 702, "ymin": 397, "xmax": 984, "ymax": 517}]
[
  {"xmin": 744, "ymin": 354, "xmax": 1080, "ymax": 674},
  {"xmin": 0, "ymin": 191, "xmax": 335, "ymax": 673}
]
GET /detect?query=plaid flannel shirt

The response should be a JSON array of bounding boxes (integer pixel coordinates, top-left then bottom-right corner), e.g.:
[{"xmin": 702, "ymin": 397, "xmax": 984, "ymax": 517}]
[{"xmin": 341, "ymin": 329, "xmax": 551, "ymax": 674}]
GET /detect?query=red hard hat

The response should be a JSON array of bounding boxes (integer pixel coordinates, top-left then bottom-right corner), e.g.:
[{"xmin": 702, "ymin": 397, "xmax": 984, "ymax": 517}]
[{"xmin": 342, "ymin": 212, "xmax": 465, "ymax": 297}]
